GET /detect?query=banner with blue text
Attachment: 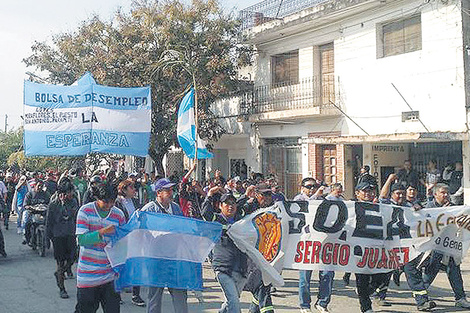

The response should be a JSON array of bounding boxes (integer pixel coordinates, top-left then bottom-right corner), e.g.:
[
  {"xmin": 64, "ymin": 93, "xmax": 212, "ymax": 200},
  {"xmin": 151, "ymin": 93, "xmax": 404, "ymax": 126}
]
[{"xmin": 23, "ymin": 79, "xmax": 151, "ymax": 156}]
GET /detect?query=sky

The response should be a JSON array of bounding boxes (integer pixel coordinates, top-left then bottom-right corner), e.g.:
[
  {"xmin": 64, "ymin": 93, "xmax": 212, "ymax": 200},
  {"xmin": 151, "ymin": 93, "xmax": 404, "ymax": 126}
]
[{"xmin": 0, "ymin": 0, "xmax": 258, "ymax": 130}]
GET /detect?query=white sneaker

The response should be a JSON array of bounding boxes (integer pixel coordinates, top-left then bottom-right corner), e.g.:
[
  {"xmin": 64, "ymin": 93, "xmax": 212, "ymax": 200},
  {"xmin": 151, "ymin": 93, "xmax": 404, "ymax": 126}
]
[
  {"xmin": 314, "ymin": 304, "xmax": 329, "ymax": 313},
  {"xmin": 456, "ymin": 298, "xmax": 470, "ymax": 308},
  {"xmin": 300, "ymin": 308, "xmax": 313, "ymax": 313},
  {"xmin": 364, "ymin": 310, "xmax": 375, "ymax": 313}
]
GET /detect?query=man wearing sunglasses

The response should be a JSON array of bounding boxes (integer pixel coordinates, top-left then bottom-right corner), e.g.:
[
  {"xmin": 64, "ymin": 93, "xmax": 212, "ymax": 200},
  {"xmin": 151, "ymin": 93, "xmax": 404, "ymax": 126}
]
[
  {"xmin": 293, "ymin": 178, "xmax": 325, "ymax": 202},
  {"xmin": 294, "ymin": 178, "xmax": 332, "ymax": 313}
]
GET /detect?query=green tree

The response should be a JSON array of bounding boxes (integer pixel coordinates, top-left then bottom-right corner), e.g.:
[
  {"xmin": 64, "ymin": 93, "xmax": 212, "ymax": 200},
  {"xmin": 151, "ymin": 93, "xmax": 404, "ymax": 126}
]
[
  {"xmin": 0, "ymin": 128, "xmax": 23, "ymax": 170},
  {"xmin": 23, "ymin": 0, "xmax": 251, "ymax": 175}
]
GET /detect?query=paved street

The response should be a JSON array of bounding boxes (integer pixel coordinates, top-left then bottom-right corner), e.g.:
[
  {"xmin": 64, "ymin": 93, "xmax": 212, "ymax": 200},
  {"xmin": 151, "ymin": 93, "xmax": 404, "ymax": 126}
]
[{"xmin": 1, "ymin": 215, "xmax": 469, "ymax": 313}]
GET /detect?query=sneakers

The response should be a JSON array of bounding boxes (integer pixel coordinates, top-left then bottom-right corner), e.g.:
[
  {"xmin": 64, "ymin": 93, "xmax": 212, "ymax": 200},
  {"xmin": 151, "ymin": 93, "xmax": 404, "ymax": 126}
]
[
  {"xmin": 300, "ymin": 308, "xmax": 313, "ymax": 313},
  {"xmin": 456, "ymin": 298, "xmax": 470, "ymax": 308},
  {"xmin": 374, "ymin": 298, "xmax": 391, "ymax": 306},
  {"xmin": 314, "ymin": 304, "xmax": 329, "ymax": 313},
  {"xmin": 132, "ymin": 295, "xmax": 146, "ymax": 307},
  {"xmin": 364, "ymin": 310, "xmax": 375, "ymax": 313},
  {"xmin": 417, "ymin": 300, "xmax": 437, "ymax": 311},
  {"xmin": 59, "ymin": 289, "xmax": 69, "ymax": 299}
]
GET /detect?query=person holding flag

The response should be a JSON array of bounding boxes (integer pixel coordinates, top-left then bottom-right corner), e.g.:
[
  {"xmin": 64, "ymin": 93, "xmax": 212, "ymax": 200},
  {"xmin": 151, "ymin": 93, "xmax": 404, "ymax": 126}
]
[
  {"xmin": 202, "ymin": 192, "xmax": 248, "ymax": 313},
  {"xmin": 141, "ymin": 177, "xmax": 188, "ymax": 313},
  {"xmin": 74, "ymin": 183, "xmax": 125, "ymax": 313}
]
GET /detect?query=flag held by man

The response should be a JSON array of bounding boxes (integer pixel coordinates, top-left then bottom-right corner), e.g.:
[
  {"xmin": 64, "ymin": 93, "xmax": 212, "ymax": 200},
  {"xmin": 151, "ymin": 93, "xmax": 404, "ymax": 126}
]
[{"xmin": 105, "ymin": 211, "xmax": 222, "ymax": 291}]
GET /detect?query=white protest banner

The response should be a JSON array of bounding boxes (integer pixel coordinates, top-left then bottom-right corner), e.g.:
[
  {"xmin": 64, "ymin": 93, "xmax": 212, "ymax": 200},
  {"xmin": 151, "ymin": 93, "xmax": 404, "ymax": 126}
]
[
  {"xmin": 228, "ymin": 200, "xmax": 470, "ymax": 285},
  {"xmin": 23, "ymin": 73, "xmax": 151, "ymax": 157}
]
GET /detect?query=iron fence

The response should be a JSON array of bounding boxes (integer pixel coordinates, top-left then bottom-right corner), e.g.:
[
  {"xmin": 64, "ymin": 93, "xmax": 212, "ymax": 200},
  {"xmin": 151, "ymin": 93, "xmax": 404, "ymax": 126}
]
[
  {"xmin": 239, "ymin": 0, "xmax": 331, "ymax": 30},
  {"xmin": 240, "ymin": 76, "xmax": 335, "ymax": 115}
]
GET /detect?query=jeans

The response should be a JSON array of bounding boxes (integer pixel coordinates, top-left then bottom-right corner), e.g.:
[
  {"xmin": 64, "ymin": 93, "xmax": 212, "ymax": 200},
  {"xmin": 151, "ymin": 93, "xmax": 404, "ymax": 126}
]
[
  {"xmin": 22, "ymin": 209, "xmax": 31, "ymax": 235},
  {"xmin": 299, "ymin": 270, "xmax": 334, "ymax": 309},
  {"xmin": 147, "ymin": 287, "xmax": 188, "ymax": 313},
  {"xmin": 216, "ymin": 271, "xmax": 247, "ymax": 313},
  {"xmin": 423, "ymin": 251, "xmax": 466, "ymax": 301},
  {"xmin": 0, "ymin": 227, "xmax": 5, "ymax": 255},
  {"xmin": 16, "ymin": 206, "xmax": 23, "ymax": 232},
  {"xmin": 74, "ymin": 282, "xmax": 120, "ymax": 313},
  {"xmin": 403, "ymin": 254, "xmax": 429, "ymax": 306}
]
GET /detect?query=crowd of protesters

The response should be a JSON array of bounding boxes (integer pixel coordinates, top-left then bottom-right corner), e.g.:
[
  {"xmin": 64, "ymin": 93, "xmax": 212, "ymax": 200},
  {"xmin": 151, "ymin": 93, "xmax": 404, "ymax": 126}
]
[{"xmin": 0, "ymin": 157, "xmax": 468, "ymax": 313}]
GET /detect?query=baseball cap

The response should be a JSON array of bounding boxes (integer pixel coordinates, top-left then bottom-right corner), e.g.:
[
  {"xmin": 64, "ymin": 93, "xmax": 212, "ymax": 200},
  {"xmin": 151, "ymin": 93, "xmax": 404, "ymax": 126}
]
[
  {"xmin": 391, "ymin": 183, "xmax": 406, "ymax": 192},
  {"xmin": 220, "ymin": 193, "xmax": 237, "ymax": 204},
  {"xmin": 355, "ymin": 181, "xmax": 376, "ymax": 191},
  {"xmin": 154, "ymin": 178, "xmax": 176, "ymax": 191}
]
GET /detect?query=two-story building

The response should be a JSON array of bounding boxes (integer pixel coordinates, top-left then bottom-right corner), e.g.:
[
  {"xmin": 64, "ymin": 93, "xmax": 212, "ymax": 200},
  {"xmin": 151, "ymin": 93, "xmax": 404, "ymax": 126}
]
[{"xmin": 209, "ymin": 0, "xmax": 470, "ymax": 200}]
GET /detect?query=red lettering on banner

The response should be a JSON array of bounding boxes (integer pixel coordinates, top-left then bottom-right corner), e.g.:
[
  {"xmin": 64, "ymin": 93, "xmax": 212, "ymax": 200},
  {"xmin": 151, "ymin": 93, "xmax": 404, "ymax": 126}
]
[
  {"xmin": 339, "ymin": 245, "xmax": 350, "ymax": 266},
  {"xmin": 401, "ymin": 247, "xmax": 409, "ymax": 264},
  {"xmin": 376, "ymin": 249, "xmax": 388, "ymax": 269},
  {"xmin": 293, "ymin": 241, "xmax": 351, "ymax": 266},
  {"xmin": 332, "ymin": 243, "xmax": 340, "ymax": 265},
  {"xmin": 357, "ymin": 248, "xmax": 369, "ymax": 268},
  {"xmin": 294, "ymin": 241, "xmax": 304, "ymax": 263},
  {"xmin": 322, "ymin": 243, "xmax": 333, "ymax": 264},
  {"xmin": 388, "ymin": 249, "xmax": 399, "ymax": 269},
  {"xmin": 368, "ymin": 248, "xmax": 379, "ymax": 269},
  {"xmin": 304, "ymin": 241, "xmax": 312, "ymax": 264},
  {"xmin": 312, "ymin": 241, "xmax": 321, "ymax": 263}
]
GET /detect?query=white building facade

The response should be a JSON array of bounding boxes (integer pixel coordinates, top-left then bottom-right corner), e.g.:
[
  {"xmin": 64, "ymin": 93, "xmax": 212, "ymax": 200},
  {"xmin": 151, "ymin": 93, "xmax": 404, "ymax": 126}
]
[{"xmin": 210, "ymin": 0, "xmax": 470, "ymax": 200}]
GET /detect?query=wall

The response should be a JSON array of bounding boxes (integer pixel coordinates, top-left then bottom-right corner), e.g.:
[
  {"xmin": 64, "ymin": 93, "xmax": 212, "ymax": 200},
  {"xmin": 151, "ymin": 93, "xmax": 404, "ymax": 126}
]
[
  {"xmin": 363, "ymin": 143, "xmax": 409, "ymax": 186},
  {"xmin": 335, "ymin": 0, "xmax": 466, "ymax": 135}
]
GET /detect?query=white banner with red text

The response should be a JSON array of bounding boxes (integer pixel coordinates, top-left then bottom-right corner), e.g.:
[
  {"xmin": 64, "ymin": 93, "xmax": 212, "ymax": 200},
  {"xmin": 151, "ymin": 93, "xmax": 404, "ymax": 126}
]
[{"xmin": 228, "ymin": 200, "xmax": 470, "ymax": 286}]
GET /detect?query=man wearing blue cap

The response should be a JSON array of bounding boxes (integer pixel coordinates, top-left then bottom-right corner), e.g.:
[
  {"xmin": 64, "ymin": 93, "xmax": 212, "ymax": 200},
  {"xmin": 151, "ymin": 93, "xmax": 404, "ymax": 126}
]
[{"xmin": 141, "ymin": 177, "xmax": 187, "ymax": 313}]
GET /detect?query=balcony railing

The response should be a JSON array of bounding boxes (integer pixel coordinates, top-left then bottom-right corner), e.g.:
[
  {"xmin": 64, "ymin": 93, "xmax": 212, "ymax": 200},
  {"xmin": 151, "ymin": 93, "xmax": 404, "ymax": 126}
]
[
  {"xmin": 240, "ymin": 76, "xmax": 336, "ymax": 116},
  {"xmin": 239, "ymin": 0, "xmax": 331, "ymax": 30}
]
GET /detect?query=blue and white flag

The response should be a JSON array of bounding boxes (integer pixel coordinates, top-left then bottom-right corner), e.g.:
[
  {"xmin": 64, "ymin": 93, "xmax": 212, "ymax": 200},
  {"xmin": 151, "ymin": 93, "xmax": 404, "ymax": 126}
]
[
  {"xmin": 105, "ymin": 211, "xmax": 222, "ymax": 291},
  {"xmin": 23, "ymin": 72, "xmax": 151, "ymax": 156},
  {"xmin": 177, "ymin": 88, "xmax": 213, "ymax": 159}
]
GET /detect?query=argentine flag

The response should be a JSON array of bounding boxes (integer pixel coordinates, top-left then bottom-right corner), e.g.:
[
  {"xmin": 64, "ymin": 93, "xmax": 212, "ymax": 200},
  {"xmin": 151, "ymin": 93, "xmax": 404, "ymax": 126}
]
[
  {"xmin": 177, "ymin": 88, "xmax": 214, "ymax": 159},
  {"xmin": 105, "ymin": 211, "xmax": 222, "ymax": 291}
]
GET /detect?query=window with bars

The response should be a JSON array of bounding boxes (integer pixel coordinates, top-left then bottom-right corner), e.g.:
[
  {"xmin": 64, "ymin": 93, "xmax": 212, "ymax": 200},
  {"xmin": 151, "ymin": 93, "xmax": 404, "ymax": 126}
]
[
  {"xmin": 379, "ymin": 15, "xmax": 422, "ymax": 58},
  {"xmin": 271, "ymin": 50, "xmax": 299, "ymax": 85}
]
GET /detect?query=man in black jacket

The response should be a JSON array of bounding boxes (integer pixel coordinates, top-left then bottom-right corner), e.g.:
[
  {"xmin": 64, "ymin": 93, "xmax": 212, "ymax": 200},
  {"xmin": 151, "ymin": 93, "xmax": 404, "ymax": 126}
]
[
  {"xmin": 202, "ymin": 192, "xmax": 248, "ymax": 313},
  {"xmin": 46, "ymin": 179, "xmax": 78, "ymax": 299}
]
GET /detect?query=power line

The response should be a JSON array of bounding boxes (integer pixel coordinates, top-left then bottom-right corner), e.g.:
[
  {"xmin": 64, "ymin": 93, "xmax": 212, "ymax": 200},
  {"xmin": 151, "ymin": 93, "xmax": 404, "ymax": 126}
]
[{"xmin": 391, "ymin": 83, "xmax": 430, "ymax": 132}]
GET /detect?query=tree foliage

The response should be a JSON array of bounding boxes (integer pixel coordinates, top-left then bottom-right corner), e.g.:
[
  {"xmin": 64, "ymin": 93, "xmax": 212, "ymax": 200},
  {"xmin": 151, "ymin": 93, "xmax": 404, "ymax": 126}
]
[{"xmin": 23, "ymin": 0, "xmax": 251, "ymax": 175}]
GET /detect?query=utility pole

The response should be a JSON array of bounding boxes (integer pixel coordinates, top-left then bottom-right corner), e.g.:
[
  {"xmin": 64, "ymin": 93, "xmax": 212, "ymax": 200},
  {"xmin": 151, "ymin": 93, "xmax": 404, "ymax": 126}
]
[{"xmin": 4, "ymin": 114, "xmax": 7, "ymax": 132}]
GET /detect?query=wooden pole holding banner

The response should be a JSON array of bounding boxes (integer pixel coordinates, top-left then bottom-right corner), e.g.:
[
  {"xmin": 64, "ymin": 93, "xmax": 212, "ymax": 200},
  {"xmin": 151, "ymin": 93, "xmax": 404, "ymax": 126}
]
[{"xmin": 192, "ymin": 72, "xmax": 199, "ymax": 179}]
